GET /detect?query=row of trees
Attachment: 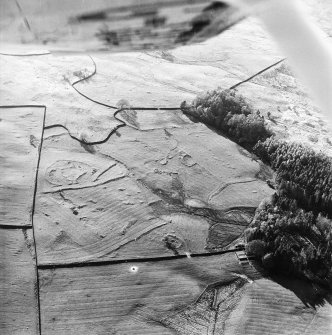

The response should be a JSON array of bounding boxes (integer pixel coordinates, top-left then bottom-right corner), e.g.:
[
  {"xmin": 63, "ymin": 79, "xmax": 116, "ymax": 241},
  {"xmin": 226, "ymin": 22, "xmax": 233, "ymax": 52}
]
[
  {"xmin": 182, "ymin": 89, "xmax": 331, "ymax": 217},
  {"xmin": 181, "ymin": 89, "xmax": 272, "ymax": 146},
  {"xmin": 254, "ymin": 138, "xmax": 332, "ymax": 217},
  {"xmin": 181, "ymin": 89, "xmax": 332, "ymax": 284}
]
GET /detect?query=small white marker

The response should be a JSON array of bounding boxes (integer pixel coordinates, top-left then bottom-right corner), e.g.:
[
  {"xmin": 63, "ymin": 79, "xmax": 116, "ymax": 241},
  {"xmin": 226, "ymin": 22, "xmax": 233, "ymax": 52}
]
[{"xmin": 130, "ymin": 265, "xmax": 139, "ymax": 273}]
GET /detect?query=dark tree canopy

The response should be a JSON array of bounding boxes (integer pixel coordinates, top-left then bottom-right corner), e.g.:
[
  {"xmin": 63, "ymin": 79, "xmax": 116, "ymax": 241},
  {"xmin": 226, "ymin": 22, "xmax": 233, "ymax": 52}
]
[
  {"xmin": 254, "ymin": 138, "xmax": 332, "ymax": 217},
  {"xmin": 181, "ymin": 89, "xmax": 272, "ymax": 146},
  {"xmin": 181, "ymin": 89, "xmax": 332, "ymax": 286},
  {"xmin": 245, "ymin": 194, "xmax": 332, "ymax": 287}
]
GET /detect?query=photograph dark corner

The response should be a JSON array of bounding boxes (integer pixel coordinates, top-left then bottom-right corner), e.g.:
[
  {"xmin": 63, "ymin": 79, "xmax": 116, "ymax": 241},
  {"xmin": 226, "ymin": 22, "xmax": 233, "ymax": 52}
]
[{"xmin": 0, "ymin": 0, "xmax": 331, "ymax": 334}]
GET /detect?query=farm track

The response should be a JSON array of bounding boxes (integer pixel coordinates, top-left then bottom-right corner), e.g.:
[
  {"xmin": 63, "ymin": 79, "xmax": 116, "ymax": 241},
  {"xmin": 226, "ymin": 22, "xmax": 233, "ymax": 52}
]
[
  {"xmin": 0, "ymin": 50, "xmax": 285, "ymax": 268},
  {"xmin": 1, "ymin": 52, "xmax": 285, "ymax": 145}
]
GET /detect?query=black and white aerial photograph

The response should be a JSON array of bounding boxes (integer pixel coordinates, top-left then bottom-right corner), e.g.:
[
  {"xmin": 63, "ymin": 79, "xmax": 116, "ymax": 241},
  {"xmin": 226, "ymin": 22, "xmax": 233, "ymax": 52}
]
[{"xmin": 0, "ymin": 0, "xmax": 332, "ymax": 334}]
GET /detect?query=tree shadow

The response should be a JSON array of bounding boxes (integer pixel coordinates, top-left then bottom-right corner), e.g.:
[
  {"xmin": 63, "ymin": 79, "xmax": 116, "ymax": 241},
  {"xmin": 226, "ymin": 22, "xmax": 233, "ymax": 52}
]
[
  {"xmin": 181, "ymin": 108, "xmax": 257, "ymax": 154},
  {"xmin": 248, "ymin": 260, "xmax": 332, "ymax": 309},
  {"xmin": 270, "ymin": 274, "xmax": 332, "ymax": 309}
]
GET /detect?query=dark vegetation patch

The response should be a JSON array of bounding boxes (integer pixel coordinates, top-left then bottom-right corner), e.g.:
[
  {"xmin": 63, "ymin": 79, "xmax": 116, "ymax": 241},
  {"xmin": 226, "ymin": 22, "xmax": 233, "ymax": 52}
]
[
  {"xmin": 246, "ymin": 194, "xmax": 332, "ymax": 287},
  {"xmin": 254, "ymin": 138, "xmax": 332, "ymax": 217},
  {"xmin": 140, "ymin": 173, "xmax": 251, "ymax": 223},
  {"xmin": 181, "ymin": 89, "xmax": 272, "ymax": 148},
  {"xmin": 182, "ymin": 88, "xmax": 332, "ymax": 287},
  {"xmin": 138, "ymin": 173, "xmax": 254, "ymax": 251}
]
